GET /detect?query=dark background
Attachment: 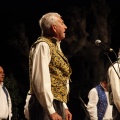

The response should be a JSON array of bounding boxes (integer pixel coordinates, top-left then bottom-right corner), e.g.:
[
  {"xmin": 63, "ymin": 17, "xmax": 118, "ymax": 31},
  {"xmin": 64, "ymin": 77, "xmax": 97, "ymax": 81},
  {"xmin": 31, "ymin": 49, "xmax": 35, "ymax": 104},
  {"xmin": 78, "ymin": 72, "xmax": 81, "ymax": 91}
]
[{"xmin": 0, "ymin": 0, "xmax": 120, "ymax": 119}]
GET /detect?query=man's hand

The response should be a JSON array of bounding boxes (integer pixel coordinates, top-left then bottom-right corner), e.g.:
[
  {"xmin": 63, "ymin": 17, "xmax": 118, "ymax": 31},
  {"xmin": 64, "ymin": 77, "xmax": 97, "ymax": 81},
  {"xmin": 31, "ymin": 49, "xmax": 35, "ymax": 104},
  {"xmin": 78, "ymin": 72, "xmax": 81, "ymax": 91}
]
[
  {"xmin": 50, "ymin": 112, "xmax": 62, "ymax": 120},
  {"xmin": 65, "ymin": 109, "xmax": 72, "ymax": 120}
]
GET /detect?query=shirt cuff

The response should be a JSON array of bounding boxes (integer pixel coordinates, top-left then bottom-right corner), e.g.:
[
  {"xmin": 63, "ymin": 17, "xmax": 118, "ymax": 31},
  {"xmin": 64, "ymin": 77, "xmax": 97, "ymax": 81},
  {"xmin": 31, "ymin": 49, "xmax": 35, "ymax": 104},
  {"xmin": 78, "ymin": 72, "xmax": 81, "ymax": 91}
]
[
  {"xmin": 48, "ymin": 105, "xmax": 56, "ymax": 114},
  {"xmin": 9, "ymin": 113, "xmax": 12, "ymax": 120},
  {"xmin": 47, "ymin": 102, "xmax": 68, "ymax": 114},
  {"xmin": 63, "ymin": 102, "xmax": 68, "ymax": 109}
]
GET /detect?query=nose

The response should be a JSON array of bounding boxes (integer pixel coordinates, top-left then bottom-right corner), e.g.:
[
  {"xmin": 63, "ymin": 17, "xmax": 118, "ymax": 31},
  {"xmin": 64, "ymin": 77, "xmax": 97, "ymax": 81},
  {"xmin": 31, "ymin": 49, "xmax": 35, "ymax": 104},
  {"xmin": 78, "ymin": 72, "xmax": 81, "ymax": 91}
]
[{"xmin": 65, "ymin": 24, "xmax": 67, "ymax": 29}]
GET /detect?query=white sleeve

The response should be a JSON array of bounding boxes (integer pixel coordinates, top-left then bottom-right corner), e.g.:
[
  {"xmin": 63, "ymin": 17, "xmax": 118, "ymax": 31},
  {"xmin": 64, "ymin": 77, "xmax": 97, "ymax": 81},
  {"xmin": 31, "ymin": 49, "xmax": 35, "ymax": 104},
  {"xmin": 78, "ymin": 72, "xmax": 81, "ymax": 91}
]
[
  {"xmin": 31, "ymin": 42, "xmax": 55, "ymax": 114},
  {"xmin": 87, "ymin": 88, "xmax": 98, "ymax": 120},
  {"xmin": 108, "ymin": 64, "xmax": 120, "ymax": 112},
  {"xmin": 63, "ymin": 102, "xmax": 68, "ymax": 109},
  {"xmin": 7, "ymin": 91, "xmax": 12, "ymax": 120},
  {"xmin": 24, "ymin": 91, "xmax": 31, "ymax": 120},
  {"xmin": 62, "ymin": 78, "xmax": 70, "ymax": 109}
]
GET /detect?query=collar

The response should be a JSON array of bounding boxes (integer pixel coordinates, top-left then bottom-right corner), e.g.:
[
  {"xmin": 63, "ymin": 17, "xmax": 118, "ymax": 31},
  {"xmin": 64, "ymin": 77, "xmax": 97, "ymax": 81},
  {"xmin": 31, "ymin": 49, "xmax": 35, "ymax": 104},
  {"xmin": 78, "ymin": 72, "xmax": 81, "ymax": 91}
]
[{"xmin": 0, "ymin": 82, "xmax": 3, "ymax": 88}]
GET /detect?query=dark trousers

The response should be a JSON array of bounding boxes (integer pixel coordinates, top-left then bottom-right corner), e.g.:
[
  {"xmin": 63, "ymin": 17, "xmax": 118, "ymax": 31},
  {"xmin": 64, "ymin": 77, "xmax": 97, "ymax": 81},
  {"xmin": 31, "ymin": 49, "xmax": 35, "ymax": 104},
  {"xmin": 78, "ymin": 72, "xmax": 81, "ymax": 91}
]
[
  {"xmin": 28, "ymin": 95, "xmax": 65, "ymax": 120},
  {"xmin": 113, "ymin": 105, "xmax": 120, "ymax": 120}
]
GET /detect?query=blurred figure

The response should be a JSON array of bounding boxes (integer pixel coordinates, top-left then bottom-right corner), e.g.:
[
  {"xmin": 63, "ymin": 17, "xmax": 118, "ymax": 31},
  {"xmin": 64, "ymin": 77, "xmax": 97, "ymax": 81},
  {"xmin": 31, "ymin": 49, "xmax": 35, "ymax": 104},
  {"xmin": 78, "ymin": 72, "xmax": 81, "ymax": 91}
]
[
  {"xmin": 0, "ymin": 66, "xmax": 12, "ymax": 120},
  {"xmin": 24, "ymin": 90, "xmax": 31, "ymax": 120},
  {"xmin": 87, "ymin": 79, "xmax": 113, "ymax": 120},
  {"xmin": 28, "ymin": 12, "xmax": 72, "ymax": 120},
  {"xmin": 108, "ymin": 48, "xmax": 120, "ymax": 120}
]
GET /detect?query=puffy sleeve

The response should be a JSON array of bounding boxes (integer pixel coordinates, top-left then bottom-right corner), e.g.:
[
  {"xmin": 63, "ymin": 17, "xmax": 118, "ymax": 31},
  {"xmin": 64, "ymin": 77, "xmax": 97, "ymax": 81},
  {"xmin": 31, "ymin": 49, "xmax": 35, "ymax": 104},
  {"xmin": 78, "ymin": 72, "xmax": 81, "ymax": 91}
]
[
  {"xmin": 108, "ymin": 63, "xmax": 120, "ymax": 112},
  {"xmin": 87, "ymin": 88, "xmax": 98, "ymax": 120}
]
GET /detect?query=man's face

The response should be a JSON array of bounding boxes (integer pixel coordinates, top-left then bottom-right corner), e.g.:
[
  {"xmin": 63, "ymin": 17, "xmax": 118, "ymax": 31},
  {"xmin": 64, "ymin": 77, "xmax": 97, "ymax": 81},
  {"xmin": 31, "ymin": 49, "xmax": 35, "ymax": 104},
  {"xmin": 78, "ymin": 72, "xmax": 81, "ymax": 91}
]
[
  {"xmin": 101, "ymin": 81, "xmax": 108, "ymax": 90},
  {"xmin": 53, "ymin": 17, "xmax": 67, "ymax": 41},
  {"xmin": 0, "ymin": 66, "xmax": 5, "ymax": 84}
]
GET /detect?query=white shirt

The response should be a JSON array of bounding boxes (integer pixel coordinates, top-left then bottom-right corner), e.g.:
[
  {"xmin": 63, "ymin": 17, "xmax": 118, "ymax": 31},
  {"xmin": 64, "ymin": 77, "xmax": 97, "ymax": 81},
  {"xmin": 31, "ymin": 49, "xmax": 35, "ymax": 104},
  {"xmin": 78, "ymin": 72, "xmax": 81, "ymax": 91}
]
[
  {"xmin": 108, "ymin": 60, "xmax": 120, "ymax": 112},
  {"xmin": 0, "ymin": 83, "xmax": 12, "ymax": 120},
  {"xmin": 24, "ymin": 90, "xmax": 31, "ymax": 120},
  {"xmin": 30, "ymin": 41, "xmax": 68, "ymax": 114},
  {"xmin": 87, "ymin": 87, "xmax": 113, "ymax": 120}
]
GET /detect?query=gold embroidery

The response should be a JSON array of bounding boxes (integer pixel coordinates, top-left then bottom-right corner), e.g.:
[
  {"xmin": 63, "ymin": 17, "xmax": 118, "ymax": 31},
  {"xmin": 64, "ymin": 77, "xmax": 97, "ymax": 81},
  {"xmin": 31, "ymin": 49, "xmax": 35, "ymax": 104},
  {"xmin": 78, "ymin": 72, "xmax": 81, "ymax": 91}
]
[{"xmin": 29, "ymin": 37, "xmax": 72, "ymax": 103}]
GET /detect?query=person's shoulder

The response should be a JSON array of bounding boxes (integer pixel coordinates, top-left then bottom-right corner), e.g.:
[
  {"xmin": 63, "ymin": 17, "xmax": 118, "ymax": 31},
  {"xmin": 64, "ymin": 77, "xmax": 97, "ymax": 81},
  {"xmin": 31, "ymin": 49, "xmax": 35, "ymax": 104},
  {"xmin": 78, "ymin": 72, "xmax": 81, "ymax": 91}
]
[
  {"xmin": 2, "ymin": 85, "xmax": 8, "ymax": 90},
  {"xmin": 37, "ymin": 36, "xmax": 50, "ymax": 41},
  {"xmin": 32, "ymin": 37, "xmax": 49, "ymax": 48},
  {"xmin": 88, "ymin": 88, "xmax": 98, "ymax": 97},
  {"xmin": 110, "ymin": 61, "xmax": 119, "ymax": 68},
  {"xmin": 112, "ymin": 61, "xmax": 118, "ymax": 65},
  {"xmin": 30, "ymin": 36, "xmax": 45, "ymax": 46},
  {"xmin": 89, "ymin": 87, "xmax": 97, "ymax": 93}
]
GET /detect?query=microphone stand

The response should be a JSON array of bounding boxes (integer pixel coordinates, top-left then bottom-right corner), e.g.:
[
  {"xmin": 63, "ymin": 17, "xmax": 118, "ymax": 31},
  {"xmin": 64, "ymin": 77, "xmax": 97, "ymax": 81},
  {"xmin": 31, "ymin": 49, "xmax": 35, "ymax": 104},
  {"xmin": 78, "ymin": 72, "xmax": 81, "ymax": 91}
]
[
  {"xmin": 104, "ymin": 52, "xmax": 120, "ymax": 79},
  {"xmin": 78, "ymin": 96, "xmax": 90, "ymax": 120}
]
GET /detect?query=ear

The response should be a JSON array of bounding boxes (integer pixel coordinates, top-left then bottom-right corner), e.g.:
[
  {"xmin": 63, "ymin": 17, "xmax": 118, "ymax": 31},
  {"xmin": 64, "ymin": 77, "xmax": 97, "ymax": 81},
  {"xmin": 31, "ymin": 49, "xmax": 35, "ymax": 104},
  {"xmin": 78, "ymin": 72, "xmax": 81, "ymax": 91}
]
[{"xmin": 51, "ymin": 25, "xmax": 56, "ymax": 32}]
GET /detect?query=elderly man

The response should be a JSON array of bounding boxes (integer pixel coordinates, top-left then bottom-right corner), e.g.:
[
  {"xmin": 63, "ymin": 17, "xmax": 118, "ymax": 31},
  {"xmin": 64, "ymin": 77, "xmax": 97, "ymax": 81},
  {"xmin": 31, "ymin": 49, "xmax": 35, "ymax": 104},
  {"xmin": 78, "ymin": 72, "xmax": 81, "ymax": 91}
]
[{"xmin": 28, "ymin": 12, "xmax": 72, "ymax": 120}]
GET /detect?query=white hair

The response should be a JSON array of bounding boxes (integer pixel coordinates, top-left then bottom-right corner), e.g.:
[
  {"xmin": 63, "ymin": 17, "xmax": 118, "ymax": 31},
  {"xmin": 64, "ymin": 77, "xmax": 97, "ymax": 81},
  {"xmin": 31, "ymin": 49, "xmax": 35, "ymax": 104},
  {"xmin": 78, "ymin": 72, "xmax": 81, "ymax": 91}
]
[{"xmin": 39, "ymin": 12, "xmax": 61, "ymax": 35}]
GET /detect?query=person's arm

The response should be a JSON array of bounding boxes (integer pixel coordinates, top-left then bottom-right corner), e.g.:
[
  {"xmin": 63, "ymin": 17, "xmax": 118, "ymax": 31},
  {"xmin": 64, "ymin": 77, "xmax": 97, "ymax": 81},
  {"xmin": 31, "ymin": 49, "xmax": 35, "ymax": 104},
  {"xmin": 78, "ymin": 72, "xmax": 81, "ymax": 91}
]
[
  {"xmin": 63, "ymin": 78, "xmax": 72, "ymax": 120},
  {"xmin": 7, "ymin": 91, "xmax": 12, "ymax": 120},
  {"xmin": 87, "ymin": 88, "xmax": 98, "ymax": 120},
  {"xmin": 32, "ymin": 42, "xmax": 55, "ymax": 114},
  {"xmin": 108, "ymin": 64, "xmax": 120, "ymax": 112},
  {"xmin": 63, "ymin": 102, "xmax": 68, "ymax": 109},
  {"xmin": 63, "ymin": 78, "xmax": 69, "ymax": 109},
  {"xmin": 24, "ymin": 91, "xmax": 31, "ymax": 120}
]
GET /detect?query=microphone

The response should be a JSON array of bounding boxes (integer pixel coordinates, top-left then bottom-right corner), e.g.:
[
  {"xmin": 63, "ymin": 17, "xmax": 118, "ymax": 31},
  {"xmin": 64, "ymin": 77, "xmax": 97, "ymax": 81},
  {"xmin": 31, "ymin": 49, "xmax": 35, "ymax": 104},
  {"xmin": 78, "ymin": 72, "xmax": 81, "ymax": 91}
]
[{"xmin": 95, "ymin": 40, "xmax": 113, "ymax": 52}]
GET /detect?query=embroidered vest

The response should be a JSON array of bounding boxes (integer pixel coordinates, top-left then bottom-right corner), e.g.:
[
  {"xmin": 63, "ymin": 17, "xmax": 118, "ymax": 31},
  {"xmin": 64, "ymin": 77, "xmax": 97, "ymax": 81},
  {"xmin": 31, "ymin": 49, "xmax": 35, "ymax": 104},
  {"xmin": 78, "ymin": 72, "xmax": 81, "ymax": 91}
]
[
  {"xmin": 96, "ymin": 85, "xmax": 108, "ymax": 120},
  {"xmin": 29, "ymin": 37, "xmax": 72, "ymax": 103}
]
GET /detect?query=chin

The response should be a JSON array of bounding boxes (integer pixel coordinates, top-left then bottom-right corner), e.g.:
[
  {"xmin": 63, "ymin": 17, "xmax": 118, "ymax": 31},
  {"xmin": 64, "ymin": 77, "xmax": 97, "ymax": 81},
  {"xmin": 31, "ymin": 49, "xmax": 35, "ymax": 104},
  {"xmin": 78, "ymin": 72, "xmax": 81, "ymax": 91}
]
[{"xmin": 62, "ymin": 35, "xmax": 65, "ymax": 39}]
